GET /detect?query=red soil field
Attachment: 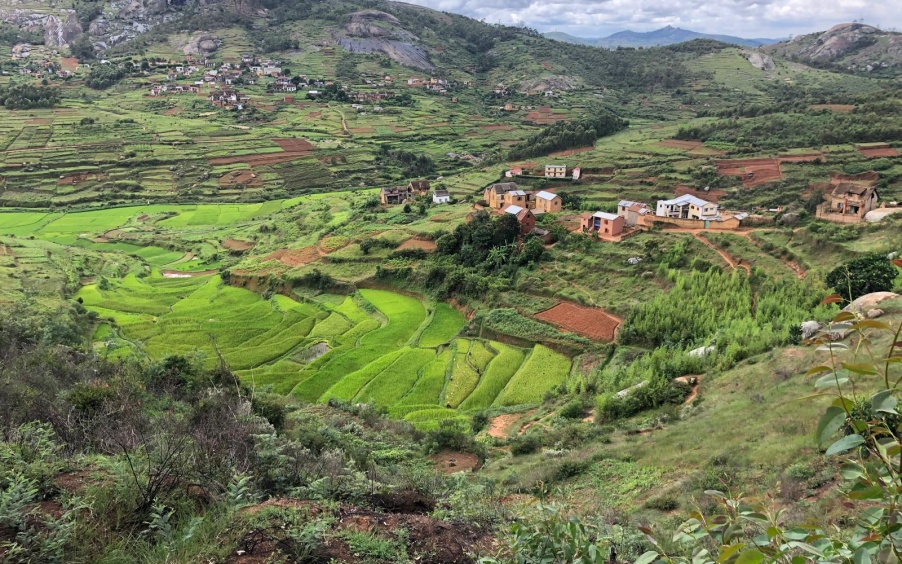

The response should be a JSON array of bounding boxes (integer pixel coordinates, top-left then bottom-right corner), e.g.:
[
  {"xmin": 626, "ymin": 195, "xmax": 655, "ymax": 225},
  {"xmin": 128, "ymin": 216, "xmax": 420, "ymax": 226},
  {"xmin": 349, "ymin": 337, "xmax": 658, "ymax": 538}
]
[
  {"xmin": 208, "ymin": 138, "xmax": 314, "ymax": 166},
  {"xmin": 272, "ymin": 138, "xmax": 315, "ymax": 152},
  {"xmin": 715, "ymin": 158, "xmax": 782, "ymax": 187},
  {"xmin": 222, "ymin": 238, "xmax": 256, "ymax": 251},
  {"xmin": 397, "ymin": 238, "xmax": 437, "ymax": 252},
  {"xmin": 163, "ymin": 107, "xmax": 182, "ymax": 116},
  {"xmin": 430, "ymin": 450, "xmax": 481, "ymax": 474},
  {"xmin": 658, "ymin": 139, "xmax": 703, "ymax": 150},
  {"xmin": 218, "ymin": 169, "xmax": 262, "ymax": 187},
  {"xmin": 59, "ymin": 57, "xmax": 79, "ymax": 72},
  {"xmin": 525, "ymin": 106, "xmax": 568, "ymax": 124},
  {"xmin": 859, "ymin": 144, "xmax": 899, "ymax": 158},
  {"xmin": 535, "ymin": 301, "xmax": 621, "ymax": 342},
  {"xmin": 810, "ymin": 104, "xmax": 854, "ymax": 113},
  {"xmin": 347, "ymin": 127, "xmax": 375, "ymax": 134},
  {"xmin": 264, "ymin": 247, "xmax": 319, "ymax": 267}
]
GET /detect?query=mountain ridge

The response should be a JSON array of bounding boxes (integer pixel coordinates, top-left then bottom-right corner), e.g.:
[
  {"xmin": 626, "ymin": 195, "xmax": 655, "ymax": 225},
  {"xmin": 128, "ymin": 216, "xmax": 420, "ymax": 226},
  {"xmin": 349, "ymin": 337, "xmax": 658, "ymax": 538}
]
[{"xmin": 544, "ymin": 25, "xmax": 781, "ymax": 49}]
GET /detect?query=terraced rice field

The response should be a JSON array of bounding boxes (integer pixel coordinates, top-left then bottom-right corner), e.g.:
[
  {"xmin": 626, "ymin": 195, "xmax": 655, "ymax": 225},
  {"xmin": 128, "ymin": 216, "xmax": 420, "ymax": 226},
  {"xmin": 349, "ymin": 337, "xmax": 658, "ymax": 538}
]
[{"xmin": 76, "ymin": 278, "xmax": 574, "ymax": 429}]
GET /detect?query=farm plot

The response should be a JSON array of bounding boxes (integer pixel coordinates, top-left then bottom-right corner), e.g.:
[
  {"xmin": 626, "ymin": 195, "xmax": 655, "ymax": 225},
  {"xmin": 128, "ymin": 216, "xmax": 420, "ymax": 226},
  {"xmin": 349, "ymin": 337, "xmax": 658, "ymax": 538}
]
[
  {"xmin": 715, "ymin": 158, "xmax": 782, "ymax": 187},
  {"xmin": 418, "ymin": 303, "xmax": 465, "ymax": 347},
  {"xmin": 857, "ymin": 143, "xmax": 899, "ymax": 158},
  {"xmin": 535, "ymin": 301, "xmax": 621, "ymax": 342},
  {"xmin": 493, "ymin": 345, "xmax": 571, "ymax": 407}
]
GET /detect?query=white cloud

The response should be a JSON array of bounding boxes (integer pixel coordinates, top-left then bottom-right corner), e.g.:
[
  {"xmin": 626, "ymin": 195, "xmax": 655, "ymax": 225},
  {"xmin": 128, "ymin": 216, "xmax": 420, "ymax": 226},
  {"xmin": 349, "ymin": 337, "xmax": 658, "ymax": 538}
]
[{"xmin": 400, "ymin": 0, "xmax": 901, "ymax": 39}]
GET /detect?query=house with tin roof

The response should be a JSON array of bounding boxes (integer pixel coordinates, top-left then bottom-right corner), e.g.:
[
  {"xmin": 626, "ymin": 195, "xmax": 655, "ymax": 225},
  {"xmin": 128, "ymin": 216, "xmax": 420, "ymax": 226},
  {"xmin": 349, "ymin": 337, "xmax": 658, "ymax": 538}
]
[
  {"xmin": 655, "ymin": 194, "xmax": 719, "ymax": 220},
  {"xmin": 581, "ymin": 211, "xmax": 624, "ymax": 236}
]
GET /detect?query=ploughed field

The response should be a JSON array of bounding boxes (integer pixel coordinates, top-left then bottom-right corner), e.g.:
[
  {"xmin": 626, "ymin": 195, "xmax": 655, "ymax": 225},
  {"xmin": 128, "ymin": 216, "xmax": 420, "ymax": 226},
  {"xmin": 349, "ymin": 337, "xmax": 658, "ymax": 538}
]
[{"xmin": 77, "ymin": 277, "xmax": 572, "ymax": 430}]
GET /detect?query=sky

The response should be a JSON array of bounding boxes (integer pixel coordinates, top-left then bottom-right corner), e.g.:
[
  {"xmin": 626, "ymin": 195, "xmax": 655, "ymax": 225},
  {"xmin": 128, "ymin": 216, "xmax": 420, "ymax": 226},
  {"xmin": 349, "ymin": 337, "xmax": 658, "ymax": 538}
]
[{"xmin": 400, "ymin": 0, "xmax": 899, "ymax": 40}]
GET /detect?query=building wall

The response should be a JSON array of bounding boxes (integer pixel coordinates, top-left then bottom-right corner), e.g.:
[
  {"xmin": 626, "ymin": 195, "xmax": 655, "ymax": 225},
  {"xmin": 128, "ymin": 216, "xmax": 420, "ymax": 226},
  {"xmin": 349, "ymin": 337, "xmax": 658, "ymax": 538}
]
[{"xmin": 537, "ymin": 197, "xmax": 561, "ymax": 213}]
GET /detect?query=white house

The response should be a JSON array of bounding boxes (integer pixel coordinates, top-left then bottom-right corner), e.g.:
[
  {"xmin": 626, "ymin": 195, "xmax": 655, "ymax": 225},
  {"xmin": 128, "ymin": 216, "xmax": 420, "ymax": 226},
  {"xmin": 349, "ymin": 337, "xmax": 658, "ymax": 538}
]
[
  {"xmin": 655, "ymin": 194, "xmax": 719, "ymax": 220},
  {"xmin": 432, "ymin": 189, "xmax": 451, "ymax": 204}
]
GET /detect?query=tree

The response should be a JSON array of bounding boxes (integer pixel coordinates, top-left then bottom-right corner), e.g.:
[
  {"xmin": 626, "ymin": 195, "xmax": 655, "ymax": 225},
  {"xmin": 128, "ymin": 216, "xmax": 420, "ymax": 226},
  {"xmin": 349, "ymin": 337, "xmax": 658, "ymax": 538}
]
[{"xmin": 826, "ymin": 253, "xmax": 899, "ymax": 302}]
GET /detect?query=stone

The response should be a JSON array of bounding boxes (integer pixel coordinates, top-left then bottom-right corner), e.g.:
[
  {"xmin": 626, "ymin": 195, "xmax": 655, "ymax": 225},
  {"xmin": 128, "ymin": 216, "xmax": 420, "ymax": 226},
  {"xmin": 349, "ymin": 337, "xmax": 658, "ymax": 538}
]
[{"xmin": 801, "ymin": 321, "xmax": 821, "ymax": 340}]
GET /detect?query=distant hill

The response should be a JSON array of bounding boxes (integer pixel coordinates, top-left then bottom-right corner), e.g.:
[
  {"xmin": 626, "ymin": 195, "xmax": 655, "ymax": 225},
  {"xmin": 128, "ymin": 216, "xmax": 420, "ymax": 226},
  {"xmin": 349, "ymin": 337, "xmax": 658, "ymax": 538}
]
[
  {"xmin": 544, "ymin": 25, "xmax": 779, "ymax": 49},
  {"xmin": 763, "ymin": 23, "xmax": 902, "ymax": 74}
]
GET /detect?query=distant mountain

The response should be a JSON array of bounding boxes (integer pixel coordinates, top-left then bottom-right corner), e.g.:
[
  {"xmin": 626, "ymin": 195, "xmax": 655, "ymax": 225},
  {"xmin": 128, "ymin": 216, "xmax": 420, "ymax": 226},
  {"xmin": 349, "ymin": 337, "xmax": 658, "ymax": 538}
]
[
  {"xmin": 762, "ymin": 23, "xmax": 902, "ymax": 73},
  {"xmin": 544, "ymin": 26, "xmax": 780, "ymax": 49}
]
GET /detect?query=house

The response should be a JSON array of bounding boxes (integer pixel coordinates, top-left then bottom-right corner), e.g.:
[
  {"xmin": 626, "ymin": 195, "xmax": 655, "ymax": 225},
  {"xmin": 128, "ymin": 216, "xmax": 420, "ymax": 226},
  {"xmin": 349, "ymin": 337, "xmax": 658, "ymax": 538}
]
[
  {"xmin": 504, "ymin": 205, "xmax": 536, "ymax": 235},
  {"xmin": 408, "ymin": 179, "xmax": 431, "ymax": 195},
  {"xmin": 617, "ymin": 200, "xmax": 650, "ymax": 226},
  {"xmin": 656, "ymin": 194, "xmax": 719, "ymax": 220},
  {"xmin": 484, "ymin": 182, "xmax": 522, "ymax": 209},
  {"xmin": 380, "ymin": 186, "xmax": 411, "ymax": 205},
  {"xmin": 534, "ymin": 191, "xmax": 562, "ymax": 213},
  {"xmin": 817, "ymin": 183, "xmax": 878, "ymax": 222},
  {"xmin": 432, "ymin": 190, "xmax": 451, "ymax": 204},
  {"xmin": 545, "ymin": 165, "xmax": 567, "ymax": 178},
  {"xmin": 505, "ymin": 168, "xmax": 523, "ymax": 178},
  {"xmin": 581, "ymin": 212, "xmax": 624, "ymax": 236},
  {"xmin": 572, "ymin": 167, "xmax": 581, "ymax": 180},
  {"xmin": 502, "ymin": 189, "xmax": 530, "ymax": 209}
]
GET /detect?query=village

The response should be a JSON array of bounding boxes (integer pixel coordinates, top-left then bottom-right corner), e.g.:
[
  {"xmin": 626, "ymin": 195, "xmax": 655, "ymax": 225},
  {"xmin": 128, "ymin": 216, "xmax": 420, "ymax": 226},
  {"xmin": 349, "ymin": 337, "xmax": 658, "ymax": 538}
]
[{"xmin": 378, "ymin": 162, "xmax": 899, "ymax": 246}]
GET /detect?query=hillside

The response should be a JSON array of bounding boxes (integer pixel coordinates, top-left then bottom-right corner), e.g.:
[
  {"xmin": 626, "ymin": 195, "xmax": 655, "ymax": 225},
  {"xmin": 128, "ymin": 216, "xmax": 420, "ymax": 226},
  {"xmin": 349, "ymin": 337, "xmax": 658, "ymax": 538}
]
[
  {"xmin": 545, "ymin": 25, "xmax": 779, "ymax": 49},
  {"xmin": 764, "ymin": 23, "xmax": 902, "ymax": 74}
]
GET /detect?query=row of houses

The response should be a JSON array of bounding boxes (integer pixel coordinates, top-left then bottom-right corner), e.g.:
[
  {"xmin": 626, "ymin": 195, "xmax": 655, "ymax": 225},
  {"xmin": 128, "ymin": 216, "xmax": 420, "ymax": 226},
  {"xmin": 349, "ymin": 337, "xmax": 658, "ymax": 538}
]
[
  {"xmin": 379, "ymin": 180, "xmax": 450, "ymax": 205},
  {"xmin": 483, "ymin": 182, "xmax": 562, "ymax": 214},
  {"xmin": 506, "ymin": 164, "xmax": 581, "ymax": 180}
]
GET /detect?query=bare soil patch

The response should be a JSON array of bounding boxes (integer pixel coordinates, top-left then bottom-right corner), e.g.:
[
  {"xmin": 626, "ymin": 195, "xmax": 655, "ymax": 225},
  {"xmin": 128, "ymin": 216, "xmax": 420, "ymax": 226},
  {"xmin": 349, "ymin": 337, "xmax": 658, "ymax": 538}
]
[
  {"xmin": 27, "ymin": 118, "xmax": 51, "ymax": 125},
  {"xmin": 58, "ymin": 172, "xmax": 105, "ymax": 185},
  {"xmin": 778, "ymin": 152, "xmax": 824, "ymax": 163},
  {"xmin": 60, "ymin": 57, "xmax": 79, "ymax": 72},
  {"xmin": 535, "ymin": 301, "xmax": 621, "ymax": 342},
  {"xmin": 272, "ymin": 138, "xmax": 315, "ymax": 152},
  {"xmin": 481, "ymin": 124, "xmax": 513, "ymax": 131},
  {"xmin": 487, "ymin": 410, "xmax": 535, "ymax": 439},
  {"xmin": 549, "ymin": 146, "xmax": 594, "ymax": 157},
  {"xmin": 810, "ymin": 104, "xmax": 854, "ymax": 112},
  {"xmin": 348, "ymin": 127, "xmax": 375, "ymax": 134},
  {"xmin": 218, "ymin": 169, "xmax": 262, "ymax": 188},
  {"xmin": 430, "ymin": 450, "xmax": 481, "ymax": 474},
  {"xmin": 715, "ymin": 158, "xmax": 782, "ymax": 187},
  {"xmin": 163, "ymin": 106, "xmax": 182, "ymax": 116},
  {"xmin": 525, "ymin": 106, "xmax": 568, "ymax": 124},
  {"xmin": 659, "ymin": 139, "xmax": 703, "ymax": 150},
  {"xmin": 209, "ymin": 139, "xmax": 314, "ymax": 167},
  {"xmin": 264, "ymin": 247, "xmax": 319, "ymax": 267},
  {"xmin": 398, "ymin": 238, "xmax": 437, "ymax": 252},
  {"xmin": 222, "ymin": 238, "xmax": 256, "ymax": 252},
  {"xmin": 858, "ymin": 144, "xmax": 899, "ymax": 158}
]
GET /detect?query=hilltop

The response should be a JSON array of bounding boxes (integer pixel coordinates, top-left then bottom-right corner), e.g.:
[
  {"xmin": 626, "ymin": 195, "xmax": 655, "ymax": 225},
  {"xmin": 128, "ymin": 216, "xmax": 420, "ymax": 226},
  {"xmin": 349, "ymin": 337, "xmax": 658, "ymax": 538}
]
[
  {"xmin": 545, "ymin": 26, "xmax": 779, "ymax": 49},
  {"xmin": 764, "ymin": 23, "xmax": 902, "ymax": 74}
]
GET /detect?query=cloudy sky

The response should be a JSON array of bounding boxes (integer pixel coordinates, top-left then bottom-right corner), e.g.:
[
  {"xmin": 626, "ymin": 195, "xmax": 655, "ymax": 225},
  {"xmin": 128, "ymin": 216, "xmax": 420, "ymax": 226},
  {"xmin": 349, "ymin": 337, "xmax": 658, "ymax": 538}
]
[{"xmin": 402, "ymin": 0, "xmax": 897, "ymax": 40}]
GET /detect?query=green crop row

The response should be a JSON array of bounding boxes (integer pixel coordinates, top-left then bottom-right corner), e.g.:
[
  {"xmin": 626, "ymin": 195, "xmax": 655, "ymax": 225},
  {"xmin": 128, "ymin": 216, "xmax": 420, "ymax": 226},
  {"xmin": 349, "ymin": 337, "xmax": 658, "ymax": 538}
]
[
  {"xmin": 459, "ymin": 342, "xmax": 525, "ymax": 411},
  {"xmin": 493, "ymin": 345, "xmax": 572, "ymax": 407}
]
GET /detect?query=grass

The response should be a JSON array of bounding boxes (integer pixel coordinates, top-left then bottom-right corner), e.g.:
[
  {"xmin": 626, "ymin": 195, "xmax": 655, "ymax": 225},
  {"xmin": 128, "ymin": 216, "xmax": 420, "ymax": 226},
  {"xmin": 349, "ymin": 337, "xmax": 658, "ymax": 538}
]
[{"xmin": 459, "ymin": 342, "xmax": 525, "ymax": 411}]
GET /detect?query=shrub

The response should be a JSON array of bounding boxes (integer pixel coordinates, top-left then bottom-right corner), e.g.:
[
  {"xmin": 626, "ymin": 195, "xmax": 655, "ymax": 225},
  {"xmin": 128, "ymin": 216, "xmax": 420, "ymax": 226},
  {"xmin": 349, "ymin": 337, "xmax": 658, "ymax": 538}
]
[
  {"xmin": 559, "ymin": 399, "xmax": 587, "ymax": 420},
  {"xmin": 509, "ymin": 434, "xmax": 541, "ymax": 456}
]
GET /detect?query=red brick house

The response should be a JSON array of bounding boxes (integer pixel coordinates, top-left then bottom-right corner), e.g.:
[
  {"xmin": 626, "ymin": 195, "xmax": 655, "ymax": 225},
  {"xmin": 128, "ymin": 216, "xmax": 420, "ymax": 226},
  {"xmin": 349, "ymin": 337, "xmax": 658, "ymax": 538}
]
[{"xmin": 504, "ymin": 205, "xmax": 536, "ymax": 235}]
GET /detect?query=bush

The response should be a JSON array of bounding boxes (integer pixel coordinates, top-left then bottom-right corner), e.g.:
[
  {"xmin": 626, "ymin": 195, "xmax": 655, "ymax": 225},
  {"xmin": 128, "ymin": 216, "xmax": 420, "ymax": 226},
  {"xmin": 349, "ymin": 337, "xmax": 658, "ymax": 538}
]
[
  {"xmin": 559, "ymin": 399, "xmax": 587, "ymax": 419},
  {"xmin": 509, "ymin": 434, "xmax": 541, "ymax": 456}
]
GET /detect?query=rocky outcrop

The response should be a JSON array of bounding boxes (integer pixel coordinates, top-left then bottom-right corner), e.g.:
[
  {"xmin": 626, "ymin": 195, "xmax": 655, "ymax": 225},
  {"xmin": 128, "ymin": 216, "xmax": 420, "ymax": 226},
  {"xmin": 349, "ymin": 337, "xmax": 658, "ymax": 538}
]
[
  {"xmin": 182, "ymin": 31, "xmax": 222, "ymax": 55},
  {"xmin": 0, "ymin": 8, "xmax": 81, "ymax": 48},
  {"xmin": 333, "ymin": 9, "xmax": 432, "ymax": 70},
  {"xmin": 43, "ymin": 11, "xmax": 82, "ymax": 48},
  {"xmin": 764, "ymin": 23, "xmax": 902, "ymax": 72},
  {"xmin": 742, "ymin": 50, "xmax": 775, "ymax": 71}
]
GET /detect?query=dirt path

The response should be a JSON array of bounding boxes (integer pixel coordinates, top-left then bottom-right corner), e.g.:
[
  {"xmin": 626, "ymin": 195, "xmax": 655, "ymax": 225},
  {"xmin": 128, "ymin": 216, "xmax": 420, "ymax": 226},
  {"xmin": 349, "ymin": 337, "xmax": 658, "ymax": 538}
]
[
  {"xmin": 693, "ymin": 233, "xmax": 751, "ymax": 274},
  {"xmin": 732, "ymin": 230, "xmax": 806, "ymax": 279},
  {"xmin": 337, "ymin": 109, "xmax": 350, "ymax": 135},
  {"xmin": 674, "ymin": 375, "xmax": 702, "ymax": 404}
]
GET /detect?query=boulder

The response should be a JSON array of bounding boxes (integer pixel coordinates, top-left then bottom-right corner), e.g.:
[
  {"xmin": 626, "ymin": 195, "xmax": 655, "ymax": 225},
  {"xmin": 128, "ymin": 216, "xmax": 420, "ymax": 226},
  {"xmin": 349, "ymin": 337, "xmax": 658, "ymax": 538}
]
[
  {"xmin": 688, "ymin": 345, "xmax": 716, "ymax": 358},
  {"xmin": 866, "ymin": 309, "xmax": 885, "ymax": 319},
  {"xmin": 843, "ymin": 292, "xmax": 900, "ymax": 314},
  {"xmin": 801, "ymin": 321, "xmax": 821, "ymax": 340}
]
